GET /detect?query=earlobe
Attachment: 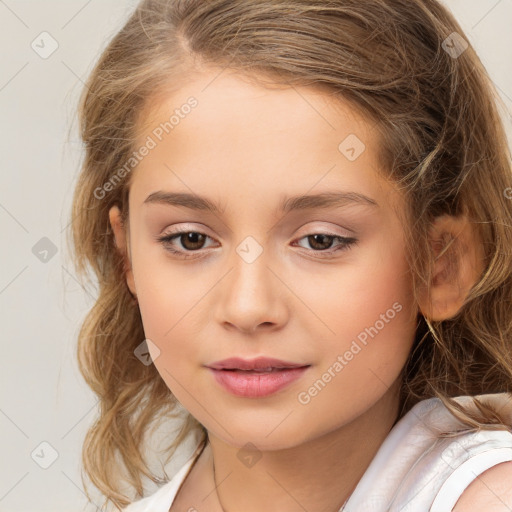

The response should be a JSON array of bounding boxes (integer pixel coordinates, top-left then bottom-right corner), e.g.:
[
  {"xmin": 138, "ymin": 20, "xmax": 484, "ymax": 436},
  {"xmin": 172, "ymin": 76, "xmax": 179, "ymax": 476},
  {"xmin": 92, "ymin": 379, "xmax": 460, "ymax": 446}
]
[
  {"xmin": 418, "ymin": 214, "xmax": 485, "ymax": 322},
  {"xmin": 108, "ymin": 205, "xmax": 137, "ymax": 299}
]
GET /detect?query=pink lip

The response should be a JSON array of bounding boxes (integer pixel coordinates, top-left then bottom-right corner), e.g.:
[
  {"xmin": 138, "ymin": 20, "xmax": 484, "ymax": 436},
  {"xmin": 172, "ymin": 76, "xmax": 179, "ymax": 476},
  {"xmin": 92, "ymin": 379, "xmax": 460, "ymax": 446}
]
[
  {"xmin": 207, "ymin": 356, "xmax": 307, "ymax": 371},
  {"xmin": 206, "ymin": 357, "xmax": 310, "ymax": 398}
]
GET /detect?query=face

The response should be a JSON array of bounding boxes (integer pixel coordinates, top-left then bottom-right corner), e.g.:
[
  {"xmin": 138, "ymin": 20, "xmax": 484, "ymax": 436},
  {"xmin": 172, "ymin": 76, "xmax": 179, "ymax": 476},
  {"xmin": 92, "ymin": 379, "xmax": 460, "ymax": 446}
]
[{"xmin": 113, "ymin": 67, "xmax": 419, "ymax": 450}]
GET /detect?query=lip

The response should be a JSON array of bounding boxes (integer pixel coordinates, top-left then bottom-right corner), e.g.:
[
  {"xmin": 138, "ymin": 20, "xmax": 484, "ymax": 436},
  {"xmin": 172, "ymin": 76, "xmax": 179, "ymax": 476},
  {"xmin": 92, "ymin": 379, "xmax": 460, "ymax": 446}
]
[
  {"xmin": 207, "ymin": 357, "xmax": 308, "ymax": 371},
  {"xmin": 206, "ymin": 357, "xmax": 310, "ymax": 398}
]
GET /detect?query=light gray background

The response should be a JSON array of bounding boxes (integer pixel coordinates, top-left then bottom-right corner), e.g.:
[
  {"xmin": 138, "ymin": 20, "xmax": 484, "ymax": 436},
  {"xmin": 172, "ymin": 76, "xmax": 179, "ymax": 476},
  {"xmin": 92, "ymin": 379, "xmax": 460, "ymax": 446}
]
[{"xmin": 1, "ymin": 1, "xmax": 511, "ymax": 511}]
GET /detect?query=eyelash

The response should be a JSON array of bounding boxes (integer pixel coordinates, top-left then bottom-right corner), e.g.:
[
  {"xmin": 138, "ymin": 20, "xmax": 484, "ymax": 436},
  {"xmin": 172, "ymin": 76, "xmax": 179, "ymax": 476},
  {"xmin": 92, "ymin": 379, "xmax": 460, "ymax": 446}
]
[{"xmin": 156, "ymin": 229, "xmax": 358, "ymax": 260}]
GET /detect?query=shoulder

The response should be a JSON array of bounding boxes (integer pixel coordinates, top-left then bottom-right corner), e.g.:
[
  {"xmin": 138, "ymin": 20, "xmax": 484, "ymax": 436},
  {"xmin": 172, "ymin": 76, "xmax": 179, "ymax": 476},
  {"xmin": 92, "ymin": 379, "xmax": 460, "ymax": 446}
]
[{"xmin": 452, "ymin": 461, "xmax": 512, "ymax": 511}]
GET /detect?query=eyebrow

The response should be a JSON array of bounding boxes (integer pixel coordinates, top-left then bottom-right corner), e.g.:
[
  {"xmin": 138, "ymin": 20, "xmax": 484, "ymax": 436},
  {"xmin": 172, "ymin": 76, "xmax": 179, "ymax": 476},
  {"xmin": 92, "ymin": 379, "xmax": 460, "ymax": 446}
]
[{"xmin": 143, "ymin": 190, "xmax": 379, "ymax": 213}]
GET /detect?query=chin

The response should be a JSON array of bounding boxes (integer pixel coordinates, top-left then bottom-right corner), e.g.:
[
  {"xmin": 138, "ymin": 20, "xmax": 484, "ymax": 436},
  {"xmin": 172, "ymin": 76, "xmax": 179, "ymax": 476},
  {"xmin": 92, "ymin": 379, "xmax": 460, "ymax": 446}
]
[{"xmin": 207, "ymin": 421, "xmax": 313, "ymax": 452}]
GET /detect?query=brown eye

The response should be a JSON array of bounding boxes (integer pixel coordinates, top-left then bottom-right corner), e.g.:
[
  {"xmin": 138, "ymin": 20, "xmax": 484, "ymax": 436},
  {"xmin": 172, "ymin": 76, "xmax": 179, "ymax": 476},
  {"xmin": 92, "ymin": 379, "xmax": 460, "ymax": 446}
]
[
  {"xmin": 305, "ymin": 234, "xmax": 336, "ymax": 251},
  {"xmin": 294, "ymin": 233, "xmax": 358, "ymax": 256},
  {"xmin": 157, "ymin": 230, "xmax": 216, "ymax": 258},
  {"xmin": 177, "ymin": 232, "xmax": 207, "ymax": 251},
  {"xmin": 157, "ymin": 229, "xmax": 358, "ymax": 260}
]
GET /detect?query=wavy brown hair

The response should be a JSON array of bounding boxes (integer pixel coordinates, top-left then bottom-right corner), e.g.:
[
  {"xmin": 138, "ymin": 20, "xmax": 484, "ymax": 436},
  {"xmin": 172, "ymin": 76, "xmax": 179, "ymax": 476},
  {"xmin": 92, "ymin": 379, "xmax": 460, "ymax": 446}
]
[{"xmin": 66, "ymin": 0, "xmax": 512, "ymax": 509}]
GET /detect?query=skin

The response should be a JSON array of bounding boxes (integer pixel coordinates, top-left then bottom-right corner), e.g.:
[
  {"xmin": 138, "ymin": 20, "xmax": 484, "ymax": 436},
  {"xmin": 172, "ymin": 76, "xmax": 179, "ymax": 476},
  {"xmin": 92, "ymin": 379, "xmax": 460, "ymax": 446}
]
[
  {"xmin": 452, "ymin": 461, "xmax": 512, "ymax": 511},
  {"xmin": 109, "ymin": 67, "xmax": 484, "ymax": 512}
]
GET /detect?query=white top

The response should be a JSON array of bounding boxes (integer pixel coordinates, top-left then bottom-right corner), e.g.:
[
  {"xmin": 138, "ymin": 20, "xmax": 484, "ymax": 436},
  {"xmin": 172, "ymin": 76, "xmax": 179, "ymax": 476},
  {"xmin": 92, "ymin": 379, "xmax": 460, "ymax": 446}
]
[{"xmin": 122, "ymin": 393, "xmax": 512, "ymax": 512}]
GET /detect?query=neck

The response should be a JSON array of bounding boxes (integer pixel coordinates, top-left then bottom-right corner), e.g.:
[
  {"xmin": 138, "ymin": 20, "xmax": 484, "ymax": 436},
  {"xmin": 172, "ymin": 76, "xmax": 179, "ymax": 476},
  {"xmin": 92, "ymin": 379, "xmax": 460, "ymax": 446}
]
[{"xmin": 205, "ymin": 381, "xmax": 401, "ymax": 512}]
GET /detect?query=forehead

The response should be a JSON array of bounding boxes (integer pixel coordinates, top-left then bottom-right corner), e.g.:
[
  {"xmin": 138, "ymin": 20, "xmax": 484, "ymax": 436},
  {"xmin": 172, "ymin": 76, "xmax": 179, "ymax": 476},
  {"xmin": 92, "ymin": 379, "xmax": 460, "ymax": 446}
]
[
  {"xmin": 136, "ymin": 68, "xmax": 375, "ymax": 147},
  {"xmin": 129, "ymin": 68, "xmax": 401, "ymax": 214}
]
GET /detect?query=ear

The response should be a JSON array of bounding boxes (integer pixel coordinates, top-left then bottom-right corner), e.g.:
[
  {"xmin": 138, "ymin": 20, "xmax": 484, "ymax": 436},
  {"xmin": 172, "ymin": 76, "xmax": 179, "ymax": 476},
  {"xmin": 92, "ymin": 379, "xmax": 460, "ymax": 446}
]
[
  {"xmin": 108, "ymin": 205, "xmax": 137, "ymax": 298},
  {"xmin": 417, "ymin": 214, "xmax": 485, "ymax": 322}
]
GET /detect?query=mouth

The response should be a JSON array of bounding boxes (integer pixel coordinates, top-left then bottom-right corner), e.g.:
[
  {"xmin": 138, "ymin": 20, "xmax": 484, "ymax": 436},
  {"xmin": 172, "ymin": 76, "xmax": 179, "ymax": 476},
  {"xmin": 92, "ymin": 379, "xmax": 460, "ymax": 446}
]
[
  {"xmin": 206, "ymin": 356, "xmax": 309, "ymax": 372},
  {"xmin": 219, "ymin": 367, "xmax": 305, "ymax": 373},
  {"xmin": 206, "ymin": 358, "xmax": 311, "ymax": 397}
]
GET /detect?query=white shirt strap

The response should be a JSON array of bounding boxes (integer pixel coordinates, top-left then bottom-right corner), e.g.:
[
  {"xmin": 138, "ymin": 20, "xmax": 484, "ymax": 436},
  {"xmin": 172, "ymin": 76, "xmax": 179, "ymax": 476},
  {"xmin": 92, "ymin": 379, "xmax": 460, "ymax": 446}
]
[{"xmin": 430, "ymin": 447, "xmax": 512, "ymax": 512}]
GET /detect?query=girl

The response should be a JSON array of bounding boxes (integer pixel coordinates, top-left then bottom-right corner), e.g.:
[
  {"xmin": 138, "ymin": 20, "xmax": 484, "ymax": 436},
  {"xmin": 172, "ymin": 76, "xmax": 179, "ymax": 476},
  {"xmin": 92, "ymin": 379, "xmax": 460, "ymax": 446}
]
[{"xmin": 68, "ymin": 0, "xmax": 512, "ymax": 510}]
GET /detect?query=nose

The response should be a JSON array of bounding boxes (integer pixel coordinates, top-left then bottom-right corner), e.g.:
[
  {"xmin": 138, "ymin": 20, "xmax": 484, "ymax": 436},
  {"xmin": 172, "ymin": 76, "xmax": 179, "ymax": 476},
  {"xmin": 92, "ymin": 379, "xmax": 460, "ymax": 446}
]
[{"xmin": 214, "ymin": 246, "xmax": 289, "ymax": 335}]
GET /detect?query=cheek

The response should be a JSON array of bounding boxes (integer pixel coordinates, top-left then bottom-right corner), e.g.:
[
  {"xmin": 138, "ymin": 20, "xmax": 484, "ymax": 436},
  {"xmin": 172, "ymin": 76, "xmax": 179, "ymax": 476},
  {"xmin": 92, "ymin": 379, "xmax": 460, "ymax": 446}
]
[
  {"xmin": 295, "ymin": 234, "xmax": 416, "ymax": 396},
  {"xmin": 291, "ymin": 254, "xmax": 416, "ymax": 436},
  {"xmin": 132, "ymin": 240, "xmax": 207, "ymax": 335},
  {"xmin": 135, "ymin": 267, "xmax": 205, "ymax": 403},
  {"xmin": 294, "ymin": 232, "xmax": 415, "ymax": 350},
  {"xmin": 129, "ymin": 247, "xmax": 205, "ymax": 375}
]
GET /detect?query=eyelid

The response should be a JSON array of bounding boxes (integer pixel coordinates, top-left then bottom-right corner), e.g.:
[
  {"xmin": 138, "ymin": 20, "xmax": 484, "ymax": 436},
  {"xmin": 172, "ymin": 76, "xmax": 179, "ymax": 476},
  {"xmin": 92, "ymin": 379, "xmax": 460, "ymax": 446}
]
[
  {"xmin": 156, "ymin": 222, "xmax": 359, "ymax": 258},
  {"xmin": 159, "ymin": 222, "xmax": 353, "ymax": 240},
  {"xmin": 156, "ymin": 224, "xmax": 217, "ymax": 247},
  {"xmin": 160, "ymin": 222, "xmax": 211, "ymax": 235},
  {"xmin": 295, "ymin": 222, "xmax": 354, "ymax": 237}
]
